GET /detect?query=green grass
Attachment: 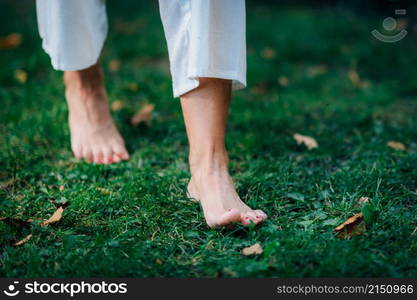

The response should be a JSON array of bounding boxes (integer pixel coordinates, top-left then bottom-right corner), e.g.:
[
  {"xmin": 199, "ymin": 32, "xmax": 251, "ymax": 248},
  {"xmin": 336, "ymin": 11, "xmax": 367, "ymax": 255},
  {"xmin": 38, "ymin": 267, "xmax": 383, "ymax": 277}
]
[{"xmin": 1, "ymin": 1, "xmax": 417, "ymax": 277}]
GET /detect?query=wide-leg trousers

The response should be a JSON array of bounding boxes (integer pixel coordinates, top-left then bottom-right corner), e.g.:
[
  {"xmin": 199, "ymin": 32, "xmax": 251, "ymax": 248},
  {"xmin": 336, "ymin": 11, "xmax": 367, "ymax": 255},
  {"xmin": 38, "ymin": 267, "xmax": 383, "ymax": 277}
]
[{"xmin": 36, "ymin": 0, "xmax": 246, "ymax": 97}]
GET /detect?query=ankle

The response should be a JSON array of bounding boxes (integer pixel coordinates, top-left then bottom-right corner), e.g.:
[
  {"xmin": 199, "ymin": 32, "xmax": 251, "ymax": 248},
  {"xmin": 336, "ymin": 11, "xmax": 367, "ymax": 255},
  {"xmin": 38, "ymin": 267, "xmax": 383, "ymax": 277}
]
[
  {"xmin": 64, "ymin": 64, "xmax": 104, "ymax": 91},
  {"xmin": 189, "ymin": 145, "xmax": 230, "ymax": 177}
]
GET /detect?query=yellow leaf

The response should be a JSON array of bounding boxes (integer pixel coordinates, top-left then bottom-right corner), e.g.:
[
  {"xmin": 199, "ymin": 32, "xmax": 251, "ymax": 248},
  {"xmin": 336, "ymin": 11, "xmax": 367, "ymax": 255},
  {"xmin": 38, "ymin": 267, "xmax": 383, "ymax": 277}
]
[
  {"xmin": 13, "ymin": 234, "xmax": 32, "ymax": 246},
  {"xmin": 293, "ymin": 133, "xmax": 318, "ymax": 150},
  {"xmin": 242, "ymin": 243, "xmax": 263, "ymax": 256},
  {"xmin": 0, "ymin": 33, "xmax": 22, "ymax": 49},
  {"xmin": 278, "ymin": 76, "xmax": 289, "ymax": 87},
  {"xmin": 128, "ymin": 82, "xmax": 138, "ymax": 92},
  {"xmin": 261, "ymin": 47, "xmax": 276, "ymax": 59},
  {"xmin": 111, "ymin": 100, "xmax": 124, "ymax": 111},
  {"xmin": 348, "ymin": 69, "xmax": 360, "ymax": 86},
  {"xmin": 387, "ymin": 141, "xmax": 406, "ymax": 151},
  {"xmin": 307, "ymin": 65, "xmax": 328, "ymax": 77},
  {"xmin": 131, "ymin": 103, "xmax": 154, "ymax": 126},
  {"xmin": 14, "ymin": 69, "xmax": 27, "ymax": 83},
  {"xmin": 108, "ymin": 59, "xmax": 120, "ymax": 72},
  {"xmin": 41, "ymin": 207, "xmax": 64, "ymax": 226},
  {"xmin": 97, "ymin": 187, "xmax": 111, "ymax": 195}
]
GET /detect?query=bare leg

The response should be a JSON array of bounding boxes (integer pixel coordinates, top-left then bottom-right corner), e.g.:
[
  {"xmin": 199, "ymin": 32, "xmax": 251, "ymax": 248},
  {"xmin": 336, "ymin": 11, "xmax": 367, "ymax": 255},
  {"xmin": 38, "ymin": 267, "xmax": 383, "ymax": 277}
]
[
  {"xmin": 64, "ymin": 63, "xmax": 129, "ymax": 164},
  {"xmin": 181, "ymin": 78, "xmax": 267, "ymax": 228}
]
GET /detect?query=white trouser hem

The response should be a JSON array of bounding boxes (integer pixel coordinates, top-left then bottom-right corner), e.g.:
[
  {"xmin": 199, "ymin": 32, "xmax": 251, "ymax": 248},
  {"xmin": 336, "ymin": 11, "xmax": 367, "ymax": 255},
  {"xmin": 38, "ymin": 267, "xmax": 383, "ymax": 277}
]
[{"xmin": 173, "ymin": 71, "xmax": 246, "ymax": 98}]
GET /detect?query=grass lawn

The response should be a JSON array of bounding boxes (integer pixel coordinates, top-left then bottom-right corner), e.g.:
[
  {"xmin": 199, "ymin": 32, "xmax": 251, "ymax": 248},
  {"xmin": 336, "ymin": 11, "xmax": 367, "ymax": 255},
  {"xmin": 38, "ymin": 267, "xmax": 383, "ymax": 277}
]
[{"xmin": 1, "ymin": 1, "xmax": 417, "ymax": 277}]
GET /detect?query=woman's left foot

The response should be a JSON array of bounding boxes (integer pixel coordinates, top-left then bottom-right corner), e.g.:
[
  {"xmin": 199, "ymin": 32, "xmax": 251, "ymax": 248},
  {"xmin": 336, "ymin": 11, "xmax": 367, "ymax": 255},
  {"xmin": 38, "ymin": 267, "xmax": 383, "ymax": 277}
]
[{"xmin": 187, "ymin": 162, "xmax": 267, "ymax": 228}]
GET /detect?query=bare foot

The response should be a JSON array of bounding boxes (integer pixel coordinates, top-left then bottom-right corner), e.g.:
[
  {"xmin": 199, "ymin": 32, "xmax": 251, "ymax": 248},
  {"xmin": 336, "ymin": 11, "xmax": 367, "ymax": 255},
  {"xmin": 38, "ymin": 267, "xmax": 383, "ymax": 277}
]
[
  {"xmin": 187, "ymin": 163, "xmax": 267, "ymax": 228},
  {"xmin": 64, "ymin": 64, "xmax": 129, "ymax": 164}
]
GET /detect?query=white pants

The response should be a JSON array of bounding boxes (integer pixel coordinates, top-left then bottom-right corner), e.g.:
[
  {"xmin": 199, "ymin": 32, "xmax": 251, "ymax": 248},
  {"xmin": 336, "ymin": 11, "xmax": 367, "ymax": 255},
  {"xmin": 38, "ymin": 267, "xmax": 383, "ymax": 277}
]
[{"xmin": 36, "ymin": 0, "xmax": 246, "ymax": 97}]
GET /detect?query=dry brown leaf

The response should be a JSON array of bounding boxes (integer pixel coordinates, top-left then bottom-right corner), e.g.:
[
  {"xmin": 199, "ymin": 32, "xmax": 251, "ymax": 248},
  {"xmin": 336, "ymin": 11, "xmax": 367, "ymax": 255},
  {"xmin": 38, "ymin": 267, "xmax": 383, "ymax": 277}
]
[
  {"xmin": 307, "ymin": 65, "xmax": 328, "ymax": 77},
  {"xmin": 0, "ymin": 33, "xmax": 22, "ymax": 49},
  {"xmin": 261, "ymin": 47, "xmax": 276, "ymax": 59},
  {"xmin": 0, "ymin": 178, "xmax": 16, "ymax": 190},
  {"xmin": 334, "ymin": 212, "xmax": 365, "ymax": 239},
  {"xmin": 14, "ymin": 69, "xmax": 27, "ymax": 83},
  {"xmin": 293, "ymin": 133, "xmax": 318, "ymax": 150},
  {"xmin": 111, "ymin": 100, "xmax": 124, "ymax": 111},
  {"xmin": 13, "ymin": 234, "xmax": 32, "ymax": 246},
  {"xmin": 251, "ymin": 82, "xmax": 268, "ymax": 95},
  {"xmin": 242, "ymin": 243, "xmax": 263, "ymax": 256},
  {"xmin": 278, "ymin": 76, "xmax": 289, "ymax": 87},
  {"xmin": 108, "ymin": 59, "xmax": 120, "ymax": 72},
  {"xmin": 156, "ymin": 258, "xmax": 163, "ymax": 265},
  {"xmin": 387, "ymin": 141, "xmax": 406, "ymax": 151},
  {"xmin": 357, "ymin": 197, "xmax": 369, "ymax": 204},
  {"xmin": 348, "ymin": 69, "xmax": 360, "ymax": 86},
  {"xmin": 131, "ymin": 103, "xmax": 154, "ymax": 126},
  {"xmin": 41, "ymin": 207, "xmax": 64, "ymax": 226}
]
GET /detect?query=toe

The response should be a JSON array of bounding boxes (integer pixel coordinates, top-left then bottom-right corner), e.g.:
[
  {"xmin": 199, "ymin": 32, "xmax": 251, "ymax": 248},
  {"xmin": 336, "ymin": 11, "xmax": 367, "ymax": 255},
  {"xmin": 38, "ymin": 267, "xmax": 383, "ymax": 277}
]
[
  {"xmin": 241, "ymin": 211, "xmax": 263, "ymax": 226},
  {"xmin": 254, "ymin": 209, "xmax": 268, "ymax": 221},
  {"xmin": 112, "ymin": 153, "xmax": 121, "ymax": 163},
  {"xmin": 73, "ymin": 146, "xmax": 83, "ymax": 160},
  {"xmin": 102, "ymin": 147, "xmax": 113, "ymax": 164},
  {"xmin": 209, "ymin": 209, "xmax": 241, "ymax": 228},
  {"xmin": 241, "ymin": 214, "xmax": 252, "ymax": 226},
  {"xmin": 83, "ymin": 148, "xmax": 94, "ymax": 163},
  {"xmin": 113, "ymin": 143, "xmax": 129, "ymax": 160},
  {"xmin": 246, "ymin": 211, "xmax": 261, "ymax": 224},
  {"xmin": 93, "ymin": 149, "xmax": 103, "ymax": 164}
]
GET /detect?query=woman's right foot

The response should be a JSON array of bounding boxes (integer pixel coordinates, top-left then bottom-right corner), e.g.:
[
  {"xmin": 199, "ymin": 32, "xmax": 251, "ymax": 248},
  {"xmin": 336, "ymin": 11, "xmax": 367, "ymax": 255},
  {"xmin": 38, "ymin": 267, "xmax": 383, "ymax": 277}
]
[
  {"xmin": 187, "ymin": 159, "xmax": 267, "ymax": 228},
  {"xmin": 64, "ymin": 64, "xmax": 129, "ymax": 164}
]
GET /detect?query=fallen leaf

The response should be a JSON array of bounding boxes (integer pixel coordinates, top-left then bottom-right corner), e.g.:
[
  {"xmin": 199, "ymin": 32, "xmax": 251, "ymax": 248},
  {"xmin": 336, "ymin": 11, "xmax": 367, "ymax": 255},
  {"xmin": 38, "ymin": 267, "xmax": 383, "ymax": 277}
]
[
  {"xmin": 261, "ymin": 47, "xmax": 276, "ymax": 59},
  {"xmin": 111, "ymin": 100, "xmax": 124, "ymax": 111},
  {"xmin": 41, "ymin": 207, "xmax": 64, "ymax": 226},
  {"xmin": 251, "ymin": 82, "xmax": 268, "ymax": 95},
  {"xmin": 13, "ymin": 234, "xmax": 32, "ymax": 246},
  {"xmin": 357, "ymin": 197, "xmax": 369, "ymax": 204},
  {"xmin": 242, "ymin": 243, "xmax": 263, "ymax": 256},
  {"xmin": 387, "ymin": 141, "xmax": 406, "ymax": 151},
  {"xmin": 334, "ymin": 212, "xmax": 365, "ymax": 238},
  {"xmin": 131, "ymin": 103, "xmax": 154, "ymax": 126},
  {"xmin": 14, "ymin": 69, "xmax": 27, "ymax": 83},
  {"xmin": 108, "ymin": 59, "xmax": 120, "ymax": 72},
  {"xmin": 278, "ymin": 76, "xmax": 289, "ymax": 87},
  {"xmin": 347, "ymin": 69, "xmax": 360, "ymax": 86},
  {"xmin": 307, "ymin": 65, "xmax": 328, "ymax": 77},
  {"xmin": 293, "ymin": 133, "xmax": 318, "ymax": 150},
  {"xmin": 128, "ymin": 82, "xmax": 138, "ymax": 92},
  {"xmin": 156, "ymin": 258, "xmax": 163, "ymax": 265},
  {"xmin": 0, "ymin": 178, "xmax": 16, "ymax": 190},
  {"xmin": 97, "ymin": 187, "xmax": 111, "ymax": 195},
  {"xmin": 59, "ymin": 185, "xmax": 65, "ymax": 191},
  {"xmin": 0, "ymin": 33, "xmax": 22, "ymax": 49}
]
